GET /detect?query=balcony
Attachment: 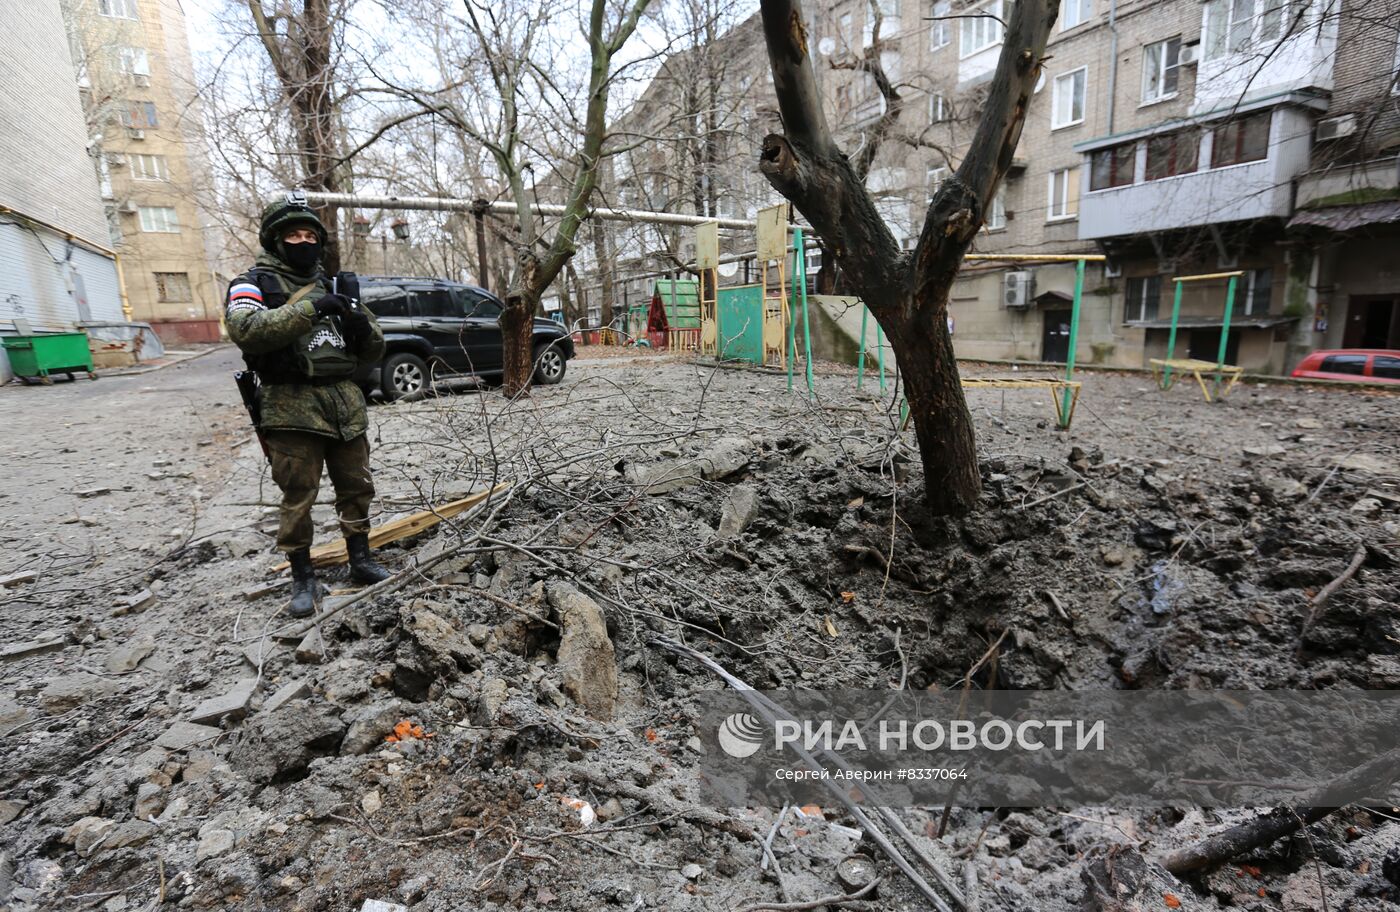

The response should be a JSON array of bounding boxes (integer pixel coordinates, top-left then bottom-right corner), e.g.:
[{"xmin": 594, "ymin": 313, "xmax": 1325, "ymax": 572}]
[
  {"xmin": 1191, "ymin": 4, "xmax": 1337, "ymax": 115},
  {"xmin": 1076, "ymin": 103, "xmax": 1317, "ymax": 240}
]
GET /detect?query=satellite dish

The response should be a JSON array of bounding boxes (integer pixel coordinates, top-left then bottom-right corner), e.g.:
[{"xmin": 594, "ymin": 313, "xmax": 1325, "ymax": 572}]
[
  {"xmin": 818, "ymin": 36, "xmax": 836, "ymax": 56},
  {"xmin": 718, "ymin": 261, "xmax": 739, "ymax": 278}
]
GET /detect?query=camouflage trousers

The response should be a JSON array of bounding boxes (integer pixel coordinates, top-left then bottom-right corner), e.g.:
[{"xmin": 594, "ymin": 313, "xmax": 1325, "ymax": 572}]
[{"xmin": 265, "ymin": 430, "xmax": 375, "ymax": 553}]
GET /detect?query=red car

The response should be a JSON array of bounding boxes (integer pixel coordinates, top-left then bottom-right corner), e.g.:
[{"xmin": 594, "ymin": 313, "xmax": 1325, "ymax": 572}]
[{"xmin": 1291, "ymin": 349, "xmax": 1400, "ymax": 384}]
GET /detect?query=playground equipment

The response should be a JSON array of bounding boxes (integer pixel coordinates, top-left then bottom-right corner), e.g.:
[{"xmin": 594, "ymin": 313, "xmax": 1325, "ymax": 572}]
[
  {"xmin": 1150, "ymin": 270, "xmax": 1246, "ymax": 402},
  {"xmin": 881, "ymin": 253, "xmax": 1103, "ymax": 429}
]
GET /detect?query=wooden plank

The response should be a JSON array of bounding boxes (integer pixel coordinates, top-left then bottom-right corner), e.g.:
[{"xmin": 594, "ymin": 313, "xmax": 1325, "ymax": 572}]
[{"xmin": 272, "ymin": 482, "xmax": 511, "ymax": 571}]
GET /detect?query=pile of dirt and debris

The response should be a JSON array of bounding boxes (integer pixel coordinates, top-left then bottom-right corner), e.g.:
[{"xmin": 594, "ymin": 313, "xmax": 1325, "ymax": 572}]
[{"xmin": 1, "ymin": 354, "xmax": 1398, "ymax": 910}]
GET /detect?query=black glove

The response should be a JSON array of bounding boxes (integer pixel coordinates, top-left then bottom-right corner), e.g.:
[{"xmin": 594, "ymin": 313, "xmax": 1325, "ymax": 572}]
[
  {"xmin": 341, "ymin": 306, "xmax": 371, "ymax": 341},
  {"xmin": 312, "ymin": 293, "xmax": 350, "ymax": 319}
]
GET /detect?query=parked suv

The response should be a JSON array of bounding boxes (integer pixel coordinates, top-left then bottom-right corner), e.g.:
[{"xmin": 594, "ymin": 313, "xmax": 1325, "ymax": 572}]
[{"xmin": 353, "ymin": 276, "xmax": 574, "ymax": 401}]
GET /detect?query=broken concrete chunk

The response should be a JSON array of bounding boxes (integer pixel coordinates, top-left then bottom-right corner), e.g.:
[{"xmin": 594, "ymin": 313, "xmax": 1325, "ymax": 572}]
[
  {"xmin": 697, "ymin": 437, "xmax": 753, "ymax": 480},
  {"xmin": 716, "ymin": 484, "xmax": 759, "ymax": 539},
  {"xmin": 0, "ymin": 570, "xmax": 39, "ymax": 588},
  {"xmin": 189, "ymin": 678, "xmax": 257, "ymax": 725},
  {"xmin": 1243, "ymin": 444, "xmax": 1286, "ymax": 457},
  {"xmin": 341, "ymin": 700, "xmax": 406, "ymax": 755},
  {"xmin": 39, "ymin": 674, "xmax": 116, "ymax": 713},
  {"xmin": 154, "ymin": 720, "xmax": 222, "ymax": 752},
  {"xmin": 0, "ymin": 799, "xmax": 27, "ymax": 825},
  {"xmin": 295, "ymin": 627, "xmax": 326, "ymax": 664},
  {"xmin": 74, "ymin": 487, "xmax": 112, "ymax": 498},
  {"xmin": 624, "ymin": 461, "xmax": 701, "ymax": 495},
  {"xmin": 242, "ymin": 579, "xmax": 289, "ymax": 601},
  {"xmin": 103, "ymin": 639, "xmax": 155, "ymax": 674},
  {"xmin": 111, "ymin": 589, "xmax": 155, "ymax": 617},
  {"xmin": 0, "ymin": 635, "xmax": 65, "ymax": 660},
  {"xmin": 133, "ymin": 783, "xmax": 165, "ymax": 820},
  {"xmin": 361, "ymin": 901, "xmax": 409, "ymax": 912},
  {"xmin": 242, "ymin": 640, "xmax": 281, "ymax": 670},
  {"xmin": 229, "ymin": 703, "xmax": 345, "ymax": 783},
  {"xmin": 546, "ymin": 582, "xmax": 617, "ymax": 720},
  {"xmin": 63, "ymin": 817, "xmax": 116, "ymax": 857},
  {"xmin": 263, "ymin": 679, "xmax": 312, "ymax": 713},
  {"xmin": 196, "ymin": 828, "xmax": 235, "ymax": 861}
]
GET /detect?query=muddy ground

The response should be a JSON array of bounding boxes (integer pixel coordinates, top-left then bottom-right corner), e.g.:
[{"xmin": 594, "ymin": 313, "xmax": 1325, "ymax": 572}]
[{"xmin": 1, "ymin": 346, "xmax": 1398, "ymax": 911}]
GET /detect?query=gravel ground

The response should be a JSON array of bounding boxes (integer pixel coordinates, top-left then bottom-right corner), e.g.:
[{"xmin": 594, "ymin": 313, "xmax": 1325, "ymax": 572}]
[{"xmin": 1, "ymin": 346, "xmax": 1398, "ymax": 911}]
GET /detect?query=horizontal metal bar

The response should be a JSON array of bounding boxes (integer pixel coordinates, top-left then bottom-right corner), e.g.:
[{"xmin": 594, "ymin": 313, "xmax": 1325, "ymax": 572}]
[
  {"xmin": 964, "ymin": 253, "xmax": 1107, "ymax": 262},
  {"xmin": 301, "ymin": 191, "xmax": 774, "ymax": 232},
  {"xmin": 1171, "ymin": 270, "xmax": 1246, "ymax": 282}
]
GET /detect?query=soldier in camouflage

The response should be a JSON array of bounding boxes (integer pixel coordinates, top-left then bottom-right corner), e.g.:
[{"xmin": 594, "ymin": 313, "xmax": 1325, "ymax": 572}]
[{"xmin": 226, "ymin": 195, "xmax": 391, "ymax": 618}]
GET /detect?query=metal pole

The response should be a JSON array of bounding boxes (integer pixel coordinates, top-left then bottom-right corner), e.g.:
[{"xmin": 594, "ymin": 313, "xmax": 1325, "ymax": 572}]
[
  {"xmin": 857, "ymin": 306, "xmax": 868, "ymax": 390},
  {"xmin": 1060, "ymin": 258, "xmax": 1085, "ymax": 427},
  {"xmin": 1216, "ymin": 275, "xmax": 1238, "ymax": 393},
  {"xmin": 1163, "ymin": 278, "xmax": 1184, "ymax": 388},
  {"xmin": 786, "ymin": 253, "xmax": 797, "ymax": 392},
  {"xmin": 796, "ymin": 228, "xmax": 814, "ymax": 395},
  {"xmin": 877, "ymin": 324, "xmax": 886, "ymax": 394},
  {"xmin": 473, "ymin": 209, "xmax": 489, "ymax": 292}
]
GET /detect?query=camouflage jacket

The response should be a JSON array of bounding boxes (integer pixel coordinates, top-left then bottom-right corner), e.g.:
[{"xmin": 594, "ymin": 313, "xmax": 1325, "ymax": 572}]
[{"xmin": 225, "ymin": 252, "xmax": 385, "ymax": 441}]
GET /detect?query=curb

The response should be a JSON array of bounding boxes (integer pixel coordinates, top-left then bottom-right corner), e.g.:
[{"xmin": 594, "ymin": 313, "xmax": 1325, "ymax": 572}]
[{"xmin": 101, "ymin": 344, "xmax": 230, "ymax": 378}]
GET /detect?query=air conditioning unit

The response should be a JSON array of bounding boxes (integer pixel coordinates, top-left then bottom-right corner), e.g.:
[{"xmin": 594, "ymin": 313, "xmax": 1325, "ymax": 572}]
[
  {"xmin": 1004, "ymin": 270, "xmax": 1034, "ymax": 309},
  {"xmin": 133, "ymin": 74, "xmax": 150, "ymax": 87},
  {"xmin": 118, "ymin": 200, "xmax": 139, "ymax": 214},
  {"xmin": 104, "ymin": 152, "xmax": 127, "ymax": 166},
  {"xmin": 1316, "ymin": 114, "xmax": 1356, "ymax": 141},
  {"xmin": 1103, "ymin": 260, "xmax": 1122, "ymax": 279},
  {"xmin": 126, "ymin": 128, "xmax": 145, "ymax": 140},
  {"xmin": 1178, "ymin": 42, "xmax": 1201, "ymax": 66}
]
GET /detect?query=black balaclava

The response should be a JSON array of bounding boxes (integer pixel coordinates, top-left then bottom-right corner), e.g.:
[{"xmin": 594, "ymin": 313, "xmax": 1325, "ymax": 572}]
[{"xmin": 281, "ymin": 240, "xmax": 322, "ymax": 277}]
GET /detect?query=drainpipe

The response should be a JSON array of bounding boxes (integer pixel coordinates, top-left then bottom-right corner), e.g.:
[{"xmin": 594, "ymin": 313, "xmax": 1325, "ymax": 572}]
[{"xmin": 1106, "ymin": 0, "xmax": 1119, "ymax": 134}]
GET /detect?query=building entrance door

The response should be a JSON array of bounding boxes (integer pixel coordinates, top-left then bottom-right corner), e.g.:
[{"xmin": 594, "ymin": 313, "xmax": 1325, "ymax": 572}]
[
  {"xmin": 1042, "ymin": 310, "xmax": 1071, "ymax": 362},
  {"xmin": 1342, "ymin": 297, "xmax": 1400, "ymax": 349}
]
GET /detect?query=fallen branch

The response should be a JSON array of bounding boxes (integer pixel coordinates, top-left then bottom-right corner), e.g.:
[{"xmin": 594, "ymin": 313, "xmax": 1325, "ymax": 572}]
[
  {"xmin": 1299, "ymin": 543, "xmax": 1367, "ymax": 645},
  {"xmin": 1161, "ymin": 742, "xmax": 1400, "ymax": 874},
  {"xmin": 737, "ymin": 877, "xmax": 881, "ymax": 911},
  {"xmin": 555, "ymin": 761, "xmax": 754, "ymax": 842}
]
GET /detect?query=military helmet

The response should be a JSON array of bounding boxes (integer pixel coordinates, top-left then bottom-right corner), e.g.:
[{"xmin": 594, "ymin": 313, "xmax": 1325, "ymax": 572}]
[{"xmin": 259, "ymin": 190, "xmax": 327, "ymax": 253}]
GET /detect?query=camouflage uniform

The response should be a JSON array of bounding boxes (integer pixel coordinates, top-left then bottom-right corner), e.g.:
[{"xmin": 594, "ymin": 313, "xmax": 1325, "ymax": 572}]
[{"xmin": 225, "ymin": 251, "xmax": 386, "ymax": 553}]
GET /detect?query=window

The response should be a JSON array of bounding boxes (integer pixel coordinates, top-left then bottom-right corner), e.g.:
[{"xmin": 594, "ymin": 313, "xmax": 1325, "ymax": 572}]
[
  {"xmin": 931, "ymin": 0, "xmax": 951, "ymax": 48},
  {"xmin": 1243, "ymin": 268, "xmax": 1271, "ymax": 315},
  {"xmin": 362, "ymin": 286, "xmax": 409, "ymax": 318},
  {"xmin": 412, "ymin": 288, "xmax": 460, "ymax": 318},
  {"xmin": 1229, "ymin": 0, "xmax": 1255, "ymax": 51},
  {"xmin": 462, "ymin": 290, "xmax": 503, "ymax": 318},
  {"xmin": 1125, "ymin": 275, "xmax": 1162, "ymax": 321},
  {"xmin": 99, "ymin": 0, "xmax": 138, "ymax": 18},
  {"xmin": 930, "ymin": 93, "xmax": 951, "ymax": 122},
  {"xmin": 960, "ymin": 0, "xmax": 1005, "ymax": 57},
  {"xmin": 117, "ymin": 46, "xmax": 150, "ymax": 77},
  {"xmin": 1258, "ymin": 0, "xmax": 1286, "ymax": 41},
  {"xmin": 1052, "ymin": 68, "xmax": 1087, "ymax": 128},
  {"xmin": 1319, "ymin": 354, "xmax": 1366, "ymax": 375},
  {"xmin": 1047, "ymin": 167, "xmax": 1079, "ymax": 219},
  {"xmin": 1372, "ymin": 355, "xmax": 1400, "ymax": 379},
  {"xmin": 986, "ymin": 186, "xmax": 1006, "ymax": 229},
  {"xmin": 1211, "ymin": 111, "xmax": 1270, "ymax": 166},
  {"xmin": 863, "ymin": 0, "xmax": 900, "ymax": 46},
  {"xmin": 839, "ymin": 11, "xmax": 855, "ymax": 46},
  {"xmin": 1202, "ymin": 0, "xmax": 1228, "ymax": 58},
  {"xmin": 129, "ymin": 153, "xmax": 168, "ymax": 181},
  {"xmin": 1090, "ymin": 143, "xmax": 1136, "ymax": 189},
  {"xmin": 120, "ymin": 101, "xmax": 158, "ymax": 129},
  {"xmin": 138, "ymin": 206, "xmax": 179, "ymax": 233},
  {"xmin": 928, "ymin": 166, "xmax": 949, "ymax": 200},
  {"xmin": 154, "ymin": 272, "xmax": 191, "ymax": 302},
  {"xmin": 1142, "ymin": 37, "xmax": 1181, "ymax": 102},
  {"xmin": 1145, "ymin": 129, "xmax": 1199, "ymax": 180},
  {"xmin": 1062, "ymin": 0, "xmax": 1091, "ymax": 29}
]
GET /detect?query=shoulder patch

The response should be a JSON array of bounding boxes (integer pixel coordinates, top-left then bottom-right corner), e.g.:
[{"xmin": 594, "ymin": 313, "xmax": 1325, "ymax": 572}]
[{"xmin": 227, "ymin": 281, "xmax": 266, "ymax": 314}]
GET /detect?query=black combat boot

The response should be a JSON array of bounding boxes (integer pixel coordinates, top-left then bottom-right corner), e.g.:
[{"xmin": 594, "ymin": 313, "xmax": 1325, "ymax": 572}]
[
  {"xmin": 347, "ymin": 533, "xmax": 391, "ymax": 584},
  {"xmin": 287, "ymin": 548, "xmax": 319, "ymax": 619}
]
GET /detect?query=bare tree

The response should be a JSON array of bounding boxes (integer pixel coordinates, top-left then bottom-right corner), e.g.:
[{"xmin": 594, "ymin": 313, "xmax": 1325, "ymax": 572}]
[
  {"xmin": 245, "ymin": 0, "xmax": 352, "ymax": 272},
  {"xmin": 758, "ymin": 0, "xmax": 1057, "ymax": 515}
]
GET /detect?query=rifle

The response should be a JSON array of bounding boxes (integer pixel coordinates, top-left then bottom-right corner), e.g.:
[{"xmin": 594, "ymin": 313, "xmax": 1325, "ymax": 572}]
[{"xmin": 234, "ymin": 369, "xmax": 270, "ymax": 460}]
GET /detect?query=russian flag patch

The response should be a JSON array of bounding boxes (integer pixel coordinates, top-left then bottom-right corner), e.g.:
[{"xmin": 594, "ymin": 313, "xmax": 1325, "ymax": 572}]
[{"xmin": 228, "ymin": 282, "xmax": 263, "ymax": 303}]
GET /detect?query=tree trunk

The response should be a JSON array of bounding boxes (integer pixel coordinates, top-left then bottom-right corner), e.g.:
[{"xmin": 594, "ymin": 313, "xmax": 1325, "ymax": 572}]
[
  {"xmin": 592, "ymin": 220, "xmax": 615, "ymax": 329},
  {"xmin": 502, "ymin": 251, "xmax": 539, "ymax": 396},
  {"xmin": 886, "ymin": 304, "xmax": 981, "ymax": 515}
]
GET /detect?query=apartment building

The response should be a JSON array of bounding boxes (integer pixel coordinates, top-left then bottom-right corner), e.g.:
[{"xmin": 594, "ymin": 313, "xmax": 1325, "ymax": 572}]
[
  {"xmin": 0, "ymin": 0, "xmax": 127, "ymax": 382},
  {"xmin": 63, "ymin": 0, "xmax": 222, "ymax": 345}
]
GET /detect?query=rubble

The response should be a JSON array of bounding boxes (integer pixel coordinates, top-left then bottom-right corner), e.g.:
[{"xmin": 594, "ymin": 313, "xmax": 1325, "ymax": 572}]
[
  {"xmin": 189, "ymin": 677, "xmax": 257, "ymax": 725},
  {"xmin": 547, "ymin": 582, "xmax": 618, "ymax": 720}
]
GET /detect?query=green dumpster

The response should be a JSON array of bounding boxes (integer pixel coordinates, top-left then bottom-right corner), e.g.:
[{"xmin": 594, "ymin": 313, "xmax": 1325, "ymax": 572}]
[{"xmin": 2, "ymin": 332, "xmax": 97, "ymax": 384}]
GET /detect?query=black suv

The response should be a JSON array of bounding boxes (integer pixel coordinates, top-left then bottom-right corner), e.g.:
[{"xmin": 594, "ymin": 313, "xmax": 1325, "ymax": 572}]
[{"xmin": 353, "ymin": 276, "xmax": 574, "ymax": 401}]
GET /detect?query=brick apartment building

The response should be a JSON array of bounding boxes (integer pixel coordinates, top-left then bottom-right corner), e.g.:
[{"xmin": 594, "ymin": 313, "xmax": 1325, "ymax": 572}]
[
  {"xmin": 62, "ymin": 0, "xmax": 222, "ymax": 345},
  {"xmin": 600, "ymin": 0, "xmax": 1400, "ymax": 374}
]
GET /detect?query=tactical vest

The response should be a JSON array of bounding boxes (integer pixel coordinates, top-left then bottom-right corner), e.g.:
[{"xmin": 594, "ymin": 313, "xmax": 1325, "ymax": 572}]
[{"xmin": 237, "ymin": 268, "xmax": 357, "ymax": 383}]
